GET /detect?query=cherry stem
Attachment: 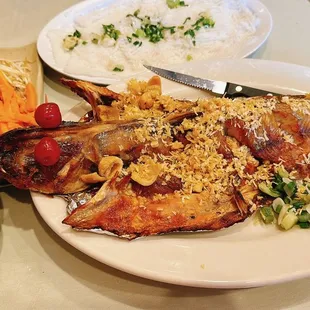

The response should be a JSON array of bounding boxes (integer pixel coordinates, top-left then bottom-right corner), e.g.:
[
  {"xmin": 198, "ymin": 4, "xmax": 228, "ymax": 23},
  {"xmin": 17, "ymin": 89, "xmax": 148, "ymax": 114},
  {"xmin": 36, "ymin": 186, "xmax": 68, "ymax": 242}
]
[{"xmin": 44, "ymin": 94, "xmax": 49, "ymax": 103}]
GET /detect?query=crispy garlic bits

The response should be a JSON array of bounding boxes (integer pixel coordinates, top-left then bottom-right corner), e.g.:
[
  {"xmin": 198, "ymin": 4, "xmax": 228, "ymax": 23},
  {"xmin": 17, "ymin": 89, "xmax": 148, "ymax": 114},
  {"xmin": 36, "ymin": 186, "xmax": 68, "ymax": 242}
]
[
  {"xmin": 98, "ymin": 156, "xmax": 123, "ymax": 179},
  {"xmin": 128, "ymin": 155, "xmax": 162, "ymax": 186},
  {"xmin": 80, "ymin": 156, "xmax": 123, "ymax": 184},
  {"xmin": 137, "ymin": 76, "xmax": 162, "ymax": 110}
]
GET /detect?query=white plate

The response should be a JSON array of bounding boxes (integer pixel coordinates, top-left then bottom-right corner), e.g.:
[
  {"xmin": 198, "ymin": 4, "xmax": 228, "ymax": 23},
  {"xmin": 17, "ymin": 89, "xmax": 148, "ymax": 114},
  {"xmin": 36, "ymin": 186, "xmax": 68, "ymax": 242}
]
[
  {"xmin": 31, "ymin": 59, "xmax": 310, "ymax": 289},
  {"xmin": 37, "ymin": 0, "xmax": 272, "ymax": 85}
]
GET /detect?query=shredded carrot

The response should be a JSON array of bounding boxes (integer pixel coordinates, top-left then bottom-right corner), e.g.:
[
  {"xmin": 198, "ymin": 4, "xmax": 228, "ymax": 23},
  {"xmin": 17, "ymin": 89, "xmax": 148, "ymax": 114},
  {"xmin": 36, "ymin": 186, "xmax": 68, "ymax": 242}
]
[
  {"xmin": 0, "ymin": 69, "xmax": 37, "ymax": 135},
  {"xmin": 25, "ymin": 82, "xmax": 37, "ymax": 112},
  {"xmin": 0, "ymin": 70, "xmax": 13, "ymax": 90}
]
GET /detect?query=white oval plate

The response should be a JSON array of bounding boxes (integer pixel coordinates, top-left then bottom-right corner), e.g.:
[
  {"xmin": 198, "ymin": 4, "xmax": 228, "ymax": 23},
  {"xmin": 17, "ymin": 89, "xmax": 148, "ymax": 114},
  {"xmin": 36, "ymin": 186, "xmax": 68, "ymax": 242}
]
[
  {"xmin": 37, "ymin": 0, "xmax": 272, "ymax": 85},
  {"xmin": 31, "ymin": 59, "xmax": 310, "ymax": 288}
]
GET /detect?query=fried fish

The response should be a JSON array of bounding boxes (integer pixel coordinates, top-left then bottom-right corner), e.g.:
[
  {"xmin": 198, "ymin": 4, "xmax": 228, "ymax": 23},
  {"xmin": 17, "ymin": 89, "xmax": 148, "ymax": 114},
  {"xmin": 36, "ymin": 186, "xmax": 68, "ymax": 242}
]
[{"xmin": 1, "ymin": 77, "xmax": 309, "ymax": 239}]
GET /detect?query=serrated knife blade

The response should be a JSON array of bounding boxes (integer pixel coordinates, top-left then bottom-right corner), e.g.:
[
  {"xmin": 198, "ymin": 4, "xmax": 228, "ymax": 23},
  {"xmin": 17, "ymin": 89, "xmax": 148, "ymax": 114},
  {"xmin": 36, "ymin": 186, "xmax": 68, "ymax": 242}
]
[{"xmin": 143, "ymin": 64, "xmax": 281, "ymax": 98}]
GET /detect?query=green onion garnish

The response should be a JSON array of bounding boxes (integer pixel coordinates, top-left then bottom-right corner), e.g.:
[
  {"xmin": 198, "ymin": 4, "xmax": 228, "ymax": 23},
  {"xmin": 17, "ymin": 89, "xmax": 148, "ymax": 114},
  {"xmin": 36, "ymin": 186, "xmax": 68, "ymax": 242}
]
[
  {"xmin": 298, "ymin": 222, "xmax": 310, "ymax": 229},
  {"xmin": 166, "ymin": 0, "xmax": 188, "ymax": 9},
  {"xmin": 297, "ymin": 211, "xmax": 310, "ymax": 223},
  {"xmin": 73, "ymin": 30, "xmax": 81, "ymax": 38},
  {"xmin": 102, "ymin": 24, "xmax": 121, "ymax": 41},
  {"xmin": 260, "ymin": 206, "xmax": 274, "ymax": 224},
  {"xmin": 113, "ymin": 65, "xmax": 124, "ymax": 72},
  {"xmin": 284, "ymin": 181, "xmax": 297, "ymax": 197}
]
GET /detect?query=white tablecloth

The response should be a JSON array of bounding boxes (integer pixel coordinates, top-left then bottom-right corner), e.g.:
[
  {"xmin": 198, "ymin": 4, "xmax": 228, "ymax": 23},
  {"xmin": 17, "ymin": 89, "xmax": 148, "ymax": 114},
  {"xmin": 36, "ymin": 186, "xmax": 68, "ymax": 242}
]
[{"xmin": 1, "ymin": 1, "xmax": 310, "ymax": 309}]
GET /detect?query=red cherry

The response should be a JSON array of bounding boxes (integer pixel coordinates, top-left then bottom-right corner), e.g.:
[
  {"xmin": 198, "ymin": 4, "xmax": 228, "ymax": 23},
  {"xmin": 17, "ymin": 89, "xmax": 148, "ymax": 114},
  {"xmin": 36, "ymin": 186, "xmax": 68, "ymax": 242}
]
[
  {"xmin": 35, "ymin": 103, "xmax": 62, "ymax": 128},
  {"xmin": 34, "ymin": 137, "xmax": 61, "ymax": 166}
]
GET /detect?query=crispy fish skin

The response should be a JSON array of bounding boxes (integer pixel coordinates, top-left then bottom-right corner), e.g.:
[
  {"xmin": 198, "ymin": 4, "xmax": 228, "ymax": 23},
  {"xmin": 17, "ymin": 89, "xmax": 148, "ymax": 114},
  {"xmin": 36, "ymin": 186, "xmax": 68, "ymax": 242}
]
[
  {"xmin": 0, "ymin": 111, "xmax": 195, "ymax": 194},
  {"xmin": 62, "ymin": 176, "xmax": 258, "ymax": 239},
  {"xmin": 225, "ymin": 101, "xmax": 310, "ymax": 177},
  {"xmin": 0, "ymin": 120, "xmax": 143, "ymax": 194}
]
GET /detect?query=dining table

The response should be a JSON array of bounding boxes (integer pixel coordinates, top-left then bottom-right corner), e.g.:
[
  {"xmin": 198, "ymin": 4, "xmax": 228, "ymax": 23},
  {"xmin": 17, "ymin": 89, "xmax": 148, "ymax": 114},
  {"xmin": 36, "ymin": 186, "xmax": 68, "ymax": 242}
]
[{"xmin": 1, "ymin": 0, "xmax": 310, "ymax": 309}]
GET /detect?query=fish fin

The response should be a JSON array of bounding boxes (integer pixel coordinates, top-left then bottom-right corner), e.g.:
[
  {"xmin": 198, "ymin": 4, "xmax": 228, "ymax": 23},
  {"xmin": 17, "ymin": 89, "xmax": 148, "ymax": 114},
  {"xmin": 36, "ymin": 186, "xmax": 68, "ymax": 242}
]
[
  {"xmin": 62, "ymin": 183, "xmax": 254, "ymax": 239},
  {"xmin": 61, "ymin": 78, "xmax": 122, "ymax": 121}
]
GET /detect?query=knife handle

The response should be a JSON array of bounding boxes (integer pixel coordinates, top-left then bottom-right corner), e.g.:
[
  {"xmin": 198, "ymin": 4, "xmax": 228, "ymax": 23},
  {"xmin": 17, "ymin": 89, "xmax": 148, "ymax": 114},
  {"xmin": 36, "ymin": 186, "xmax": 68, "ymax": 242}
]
[{"xmin": 225, "ymin": 83, "xmax": 279, "ymax": 98}]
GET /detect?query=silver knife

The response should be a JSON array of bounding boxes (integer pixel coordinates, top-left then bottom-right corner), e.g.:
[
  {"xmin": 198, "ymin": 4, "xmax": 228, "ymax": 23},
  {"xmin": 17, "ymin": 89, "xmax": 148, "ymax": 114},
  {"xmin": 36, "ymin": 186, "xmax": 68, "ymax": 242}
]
[{"xmin": 144, "ymin": 64, "xmax": 281, "ymax": 98}]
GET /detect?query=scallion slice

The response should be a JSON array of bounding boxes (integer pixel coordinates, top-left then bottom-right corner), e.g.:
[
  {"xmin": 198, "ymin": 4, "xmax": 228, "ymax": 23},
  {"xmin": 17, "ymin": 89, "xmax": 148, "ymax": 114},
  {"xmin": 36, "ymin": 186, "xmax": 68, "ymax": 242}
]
[
  {"xmin": 259, "ymin": 182, "xmax": 281, "ymax": 198},
  {"xmin": 284, "ymin": 181, "xmax": 297, "ymax": 197},
  {"xmin": 280, "ymin": 211, "xmax": 298, "ymax": 230},
  {"xmin": 259, "ymin": 206, "xmax": 274, "ymax": 224},
  {"xmin": 297, "ymin": 210, "xmax": 310, "ymax": 223},
  {"xmin": 272, "ymin": 197, "xmax": 285, "ymax": 213},
  {"xmin": 298, "ymin": 222, "xmax": 310, "ymax": 229}
]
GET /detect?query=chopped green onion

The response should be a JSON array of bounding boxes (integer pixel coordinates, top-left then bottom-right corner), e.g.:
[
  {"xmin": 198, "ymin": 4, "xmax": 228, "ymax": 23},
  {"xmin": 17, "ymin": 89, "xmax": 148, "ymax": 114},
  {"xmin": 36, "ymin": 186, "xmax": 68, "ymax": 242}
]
[
  {"xmin": 292, "ymin": 200, "xmax": 305, "ymax": 209},
  {"xmin": 282, "ymin": 177, "xmax": 292, "ymax": 184},
  {"xmin": 92, "ymin": 38, "xmax": 99, "ymax": 44},
  {"xmin": 82, "ymin": 41, "xmax": 87, "ymax": 45},
  {"xmin": 186, "ymin": 54, "xmax": 193, "ymax": 61},
  {"xmin": 278, "ymin": 204, "xmax": 290, "ymax": 225},
  {"xmin": 113, "ymin": 65, "xmax": 124, "ymax": 72},
  {"xmin": 183, "ymin": 17, "xmax": 191, "ymax": 24},
  {"xmin": 135, "ymin": 29, "xmax": 145, "ymax": 37},
  {"xmin": 73, "ymin": 30, "xmax": 81, "ymax": 38},
  {"xmin": 284, "ymin": 181, "xmax": 297, "ymax": 197},
  {"xmin": 297, "ymin": 210, "xmax": 310, "ymax": 223},
  {"xmin": 258, "ymin": 182, "xmax": 281, "ymax": 198},
  {"xmin": 259, "ymin": 206, "xmax": 274, "ymax": 224},
  {"xmin": 102, "ymin": 24, "xmax": 121, "ymax": 41},
  {"xmin": 280, "ymin": 211, "xmax": 298, "ymax": 230},
  {"xmin": 192, "ymin": 16, "xmax": 215, "ymax": 29},
  {"xmin": 141, "ymin": 23, "xmax": 164, "ymax": 43},
  {"xmin": 133, "ymin": 41, "xmax": 142, "ymax": 47},
  {"xmin": 127, "ymin": 36, "xmax": 132, "ymax": 43},
  {"xmin": 163, "ymin": 26, "xmax": 176, "ymax": 34},
  {"xmin": 273, "ymin": 173, "xmax": 285, "ymax": 192},
  {"xmin": 184, "ymin": 29, "xmax": 195, "ymax": 38},
  {"xmin": 126, "ymin": 9, "xmax": 143, "ymax": 21},
  {"xmin": 166, "ymin": 0, "xmax": 188, "ymax": 9},
  {"xmin": 298, "ymin": 222, "xmax": 310, "ymax": 229},
  {"xmin": 284, "ymin": 196, "xmax": 292, "ymax": 204},
  {"xmin": 63, "ymin": 36, "xmax": 79, "ymax": 51},
  {"xmin": 272, "ymin": 197, "xmax": 285, "ymax": 213},
  {"xmin": 260, "ymin": 169, "xmax": 309, "ymax": 231},
  {"xmin": 277, "ymin": 166, "xmax": 290, "ymax": 178}
]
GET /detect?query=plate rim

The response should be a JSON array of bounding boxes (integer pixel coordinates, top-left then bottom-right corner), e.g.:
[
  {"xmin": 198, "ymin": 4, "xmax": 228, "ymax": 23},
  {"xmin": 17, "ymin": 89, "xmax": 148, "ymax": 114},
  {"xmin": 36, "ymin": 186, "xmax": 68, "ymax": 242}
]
[
  {"xmin": 36, "ymin": 0, "xmax": 273, "ymax": 85},
  {"xmin": 31, "ymin": 58, "xmax": 310, "ymax": 289}
]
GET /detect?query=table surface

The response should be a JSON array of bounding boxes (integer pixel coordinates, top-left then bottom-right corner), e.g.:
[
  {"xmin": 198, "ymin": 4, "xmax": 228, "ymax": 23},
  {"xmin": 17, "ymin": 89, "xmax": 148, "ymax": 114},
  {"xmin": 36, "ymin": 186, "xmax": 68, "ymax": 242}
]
[{"xmin": 1, "ymin": 1, "xmax": 310, "ymax": 309}]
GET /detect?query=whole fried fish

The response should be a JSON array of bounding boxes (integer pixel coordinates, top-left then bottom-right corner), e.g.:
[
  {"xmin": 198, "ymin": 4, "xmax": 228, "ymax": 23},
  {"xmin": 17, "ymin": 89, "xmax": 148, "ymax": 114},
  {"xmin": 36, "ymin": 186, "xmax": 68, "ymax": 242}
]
[{"xmin": 1, "ymin": 78, "xmax": 310, "ymax": 239}]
